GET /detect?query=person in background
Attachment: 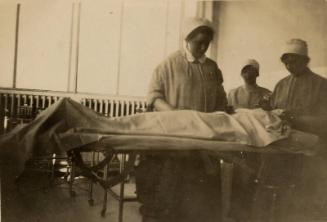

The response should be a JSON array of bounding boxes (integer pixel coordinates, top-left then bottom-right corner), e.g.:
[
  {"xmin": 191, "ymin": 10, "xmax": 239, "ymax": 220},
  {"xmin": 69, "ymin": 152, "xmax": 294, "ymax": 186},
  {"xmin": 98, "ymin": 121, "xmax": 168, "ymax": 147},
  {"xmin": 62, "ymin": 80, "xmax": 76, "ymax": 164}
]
[
  {"xmin": 135, "ymin": 17, "xmax": 227, "ymax": 222},
  {"xmin": 227, "ymin": 59, "xmax": 271, "ymax": 222},
  {"xmin": 228, "ymin": 59, "xmax": 271, "ymax": 110},
  {"xmin": 253, "ymin": 38, "xmax": 327, "ymax": 222}
]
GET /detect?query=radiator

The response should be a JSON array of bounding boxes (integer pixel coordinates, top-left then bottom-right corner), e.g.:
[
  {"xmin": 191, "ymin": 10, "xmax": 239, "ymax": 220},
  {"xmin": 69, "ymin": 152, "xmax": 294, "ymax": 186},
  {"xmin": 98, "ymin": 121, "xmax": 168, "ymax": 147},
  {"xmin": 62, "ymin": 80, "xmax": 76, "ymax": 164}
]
[
  {"xmin": 0, "ymin": 90, "xmax": 147, "ymax": 132},
  {"xmin": 0, "ymin": 93, "xmax": 61, "ymax": 119},
  {"xmin": 81, "ymin": 98, "xmax": 147, "ymax": 117}
]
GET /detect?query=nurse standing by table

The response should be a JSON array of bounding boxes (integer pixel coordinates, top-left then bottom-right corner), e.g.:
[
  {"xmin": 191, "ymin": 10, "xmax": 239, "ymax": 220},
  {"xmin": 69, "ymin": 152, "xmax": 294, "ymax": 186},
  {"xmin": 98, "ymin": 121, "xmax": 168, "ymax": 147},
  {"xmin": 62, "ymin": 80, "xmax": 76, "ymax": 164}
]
[{"xmin": 135, "ymin": 17, "xmax": 227, "ymax": 222}]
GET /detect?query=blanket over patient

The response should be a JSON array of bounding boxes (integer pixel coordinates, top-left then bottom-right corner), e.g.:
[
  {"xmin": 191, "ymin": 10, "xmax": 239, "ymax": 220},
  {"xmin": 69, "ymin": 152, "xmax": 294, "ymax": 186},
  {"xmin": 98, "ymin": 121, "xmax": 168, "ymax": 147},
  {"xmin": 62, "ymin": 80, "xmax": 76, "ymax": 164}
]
[{"xmin": 0, "ymin": 98, "xmax": 319, "ymax": 176}]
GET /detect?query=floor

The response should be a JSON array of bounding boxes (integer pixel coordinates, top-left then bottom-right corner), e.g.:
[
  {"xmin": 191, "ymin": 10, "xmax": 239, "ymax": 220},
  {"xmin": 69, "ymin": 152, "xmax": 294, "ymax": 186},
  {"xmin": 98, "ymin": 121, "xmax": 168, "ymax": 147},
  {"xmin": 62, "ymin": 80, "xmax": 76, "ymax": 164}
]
[
  {"xmin": 2, "ymin": 165, "xmax": 327, "ymax": 222},
  {"xmin": 1, "ymin": 170, "xmax": 142, "ymax": 222}
]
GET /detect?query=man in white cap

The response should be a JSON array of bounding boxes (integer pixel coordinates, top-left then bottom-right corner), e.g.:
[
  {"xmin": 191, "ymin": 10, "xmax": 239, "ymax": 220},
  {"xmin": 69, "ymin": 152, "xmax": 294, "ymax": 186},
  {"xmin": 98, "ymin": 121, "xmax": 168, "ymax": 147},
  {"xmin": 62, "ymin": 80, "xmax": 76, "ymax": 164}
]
[
  {"xmin": 228, "ymin": 59, "xmax": 271, "ymax": 109},
  {"xmin": 135, "ymin": 17, "xmax": 226, "ymax": 222},
  {"xmin": 252, "ymin": 39, "xmax": 327, "ymax": 221},
  {"xmin": 227, "ymin": 59, "xmax": 271, "ymax": 222}
]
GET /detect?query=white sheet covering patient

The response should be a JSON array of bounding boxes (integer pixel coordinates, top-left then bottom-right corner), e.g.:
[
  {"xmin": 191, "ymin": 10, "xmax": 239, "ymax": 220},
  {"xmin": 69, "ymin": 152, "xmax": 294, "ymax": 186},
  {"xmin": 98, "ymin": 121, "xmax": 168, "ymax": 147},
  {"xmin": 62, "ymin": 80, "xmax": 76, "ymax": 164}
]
[
  {"xmin": 0, "ymin": 97, "xmax": 319, "ymax": 176},
  {"xmin": 92, "ymin": 108, "xmax": 288, "ymax": 147}
]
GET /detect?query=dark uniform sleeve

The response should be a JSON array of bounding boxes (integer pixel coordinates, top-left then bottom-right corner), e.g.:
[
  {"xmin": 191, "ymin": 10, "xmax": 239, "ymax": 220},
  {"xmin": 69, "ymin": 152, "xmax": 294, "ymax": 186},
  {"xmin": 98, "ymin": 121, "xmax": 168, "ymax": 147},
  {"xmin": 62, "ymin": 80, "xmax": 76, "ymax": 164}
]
[
  {"xmin": 316, "ymin": 79, "xmax": 327, "ymax": 115},
  {"xmin": 216, "ymin": 64, "xmax": 224, "ymax": 84},
  {"xmin": 269, "ymin": 80, "xmax": 284, "ymax": 110},
  {"xmin": 215, "ymin": 65, "xmax": 227, "ymax": 111},
  {"xmin": 310, "ymin": 78, "xmax": 327, "ymax": 136}
]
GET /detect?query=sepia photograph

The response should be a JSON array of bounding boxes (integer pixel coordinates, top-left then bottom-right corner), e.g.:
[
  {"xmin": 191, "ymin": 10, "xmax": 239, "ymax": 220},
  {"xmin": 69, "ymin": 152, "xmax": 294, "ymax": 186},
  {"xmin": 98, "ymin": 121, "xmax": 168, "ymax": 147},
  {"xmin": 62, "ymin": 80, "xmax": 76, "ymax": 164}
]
[{"xmin": 1, "ymin": 0, "xmax": 327, "ymax": 222}]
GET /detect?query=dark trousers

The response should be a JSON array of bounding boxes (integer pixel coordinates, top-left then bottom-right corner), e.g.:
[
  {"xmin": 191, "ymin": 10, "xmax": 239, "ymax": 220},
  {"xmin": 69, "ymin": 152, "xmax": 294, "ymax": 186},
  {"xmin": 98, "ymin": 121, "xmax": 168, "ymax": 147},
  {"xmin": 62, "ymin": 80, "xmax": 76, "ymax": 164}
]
[{"xmin": 135, "ymin": 153, "xmax": 222, "ymax": 222}]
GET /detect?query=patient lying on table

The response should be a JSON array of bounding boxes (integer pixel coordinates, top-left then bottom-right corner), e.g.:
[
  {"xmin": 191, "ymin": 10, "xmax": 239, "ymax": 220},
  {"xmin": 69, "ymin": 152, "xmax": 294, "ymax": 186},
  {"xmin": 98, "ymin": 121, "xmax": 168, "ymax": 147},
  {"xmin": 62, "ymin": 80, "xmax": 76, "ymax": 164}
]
[{"xmin": 0, "ymin": 97, "xmax": 320, "ymax": 176}]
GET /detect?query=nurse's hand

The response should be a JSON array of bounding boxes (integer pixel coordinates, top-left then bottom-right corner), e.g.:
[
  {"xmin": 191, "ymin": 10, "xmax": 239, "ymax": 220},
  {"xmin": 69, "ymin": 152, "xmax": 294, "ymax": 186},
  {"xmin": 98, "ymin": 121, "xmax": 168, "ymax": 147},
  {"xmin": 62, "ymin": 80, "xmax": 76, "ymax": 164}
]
[
  {"xmin": 226, "ymin": 105, "xmax": 235, "ymax": 114},
  {"xmin": 258, "ymin": 96, "xmax": 272, "ymax": 111},
  {"xmin": 153, "ymin": 98, "xmax": 176, "ymax": 111},
  {"xmin": 279, "ymin": 110, "xmax": 296, "ymax": 124}
]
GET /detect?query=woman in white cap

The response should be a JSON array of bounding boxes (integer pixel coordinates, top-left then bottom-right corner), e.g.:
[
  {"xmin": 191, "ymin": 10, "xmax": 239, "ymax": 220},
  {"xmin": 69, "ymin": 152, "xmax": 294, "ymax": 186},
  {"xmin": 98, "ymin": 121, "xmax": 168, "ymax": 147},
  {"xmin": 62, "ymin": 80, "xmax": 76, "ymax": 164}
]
[
  {"xmin": 135, "ymin": 17, "xmax": 226, "ymax": 222},
  {"xmin": 147, "ymin": 17, "xmax": 226, "ymax": 112},
  {"xmin": 227, "ymin": 59, "xmax": 271, "ymax": 222},
  {"xmin": 252, "ymin": 38, "xmax": 327, "ymax": 221},
  {"xmin": 228, "ymin": 59, "xmax": 271, "ymax": 109}
]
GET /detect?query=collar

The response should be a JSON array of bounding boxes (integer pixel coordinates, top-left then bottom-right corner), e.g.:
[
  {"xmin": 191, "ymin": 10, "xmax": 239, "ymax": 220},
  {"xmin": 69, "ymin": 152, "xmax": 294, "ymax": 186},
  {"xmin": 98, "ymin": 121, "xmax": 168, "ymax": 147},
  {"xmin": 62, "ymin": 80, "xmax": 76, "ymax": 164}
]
[
  {"xmin": 242, "ymin": 84, "xmax": 259, "ymax": 92},
  {"xmin": 183, "ymin": 44, "xmax": 207, "ymax": 64},
  {"xmin": 290, "ymin": 67, "xmax": 311, "ymax": 78}
]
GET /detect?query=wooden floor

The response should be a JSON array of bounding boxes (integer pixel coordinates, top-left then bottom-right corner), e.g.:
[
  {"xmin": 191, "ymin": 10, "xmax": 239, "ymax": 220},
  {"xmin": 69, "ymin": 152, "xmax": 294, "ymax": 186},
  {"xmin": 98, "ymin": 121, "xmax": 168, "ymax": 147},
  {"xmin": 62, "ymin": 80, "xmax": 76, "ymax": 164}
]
[{"xmin": 1, "ymin": 171, "xmax": 142, "ymax": 222}]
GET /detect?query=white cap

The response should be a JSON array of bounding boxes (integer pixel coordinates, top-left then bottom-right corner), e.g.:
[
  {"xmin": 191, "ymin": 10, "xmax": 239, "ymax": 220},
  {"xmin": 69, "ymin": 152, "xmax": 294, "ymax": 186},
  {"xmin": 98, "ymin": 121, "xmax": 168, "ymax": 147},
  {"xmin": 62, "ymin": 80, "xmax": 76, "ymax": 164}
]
[
  {"xmin": 241, "ymin": 59, "xmax": 260, "ymax": 72},
  {"xmin": 281, "ymin": 38, "xmax": 309, "ymax": 58},
  {"xmin": 182, "ymin": 17, "xmax": 215, "ymax": 40}
]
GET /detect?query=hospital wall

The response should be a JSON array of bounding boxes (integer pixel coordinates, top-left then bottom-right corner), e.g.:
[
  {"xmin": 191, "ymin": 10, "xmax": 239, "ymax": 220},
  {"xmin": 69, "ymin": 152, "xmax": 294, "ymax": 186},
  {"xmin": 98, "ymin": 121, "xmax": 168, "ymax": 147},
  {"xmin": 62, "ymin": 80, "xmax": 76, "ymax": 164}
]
[
  {"xmin": 214, "ymin": 0, "xmax": 327, "ymax": 92},
  {"xmin": 2, "ymin": 0, "xmax": 327, "ymax": 97},
  {"xmin": 0, "ymin": 0, "xmax": 197, "ymax": 97}
]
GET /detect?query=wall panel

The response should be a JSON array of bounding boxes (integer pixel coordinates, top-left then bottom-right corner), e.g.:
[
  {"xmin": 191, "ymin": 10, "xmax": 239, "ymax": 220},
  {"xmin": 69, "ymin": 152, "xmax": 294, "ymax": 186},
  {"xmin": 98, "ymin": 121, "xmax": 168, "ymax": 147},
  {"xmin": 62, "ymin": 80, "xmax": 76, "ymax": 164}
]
[
  {"xmin": 118, "ymin": 0, "xmax": 167, "ymax": 97},
  {"xmin": 16, "ymin": 0, "xmax": 71, "ymax": 91},
  {"xmin": 0, "ymin": 3, "xmax": 17, "ymax": 87},
  {"xmin": 77, "ymin": 0, "xmax": 122, "ymax": 94}
]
